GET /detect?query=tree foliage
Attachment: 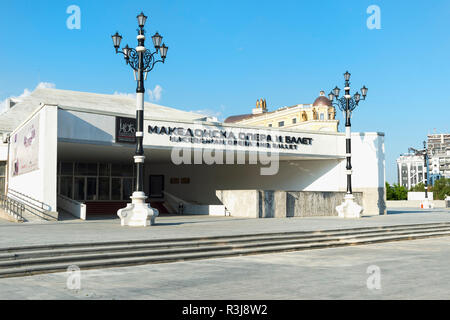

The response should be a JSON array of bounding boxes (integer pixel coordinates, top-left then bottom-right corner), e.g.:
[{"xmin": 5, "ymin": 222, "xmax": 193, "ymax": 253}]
[
  {"xmin": 386, "ymin": 182, "xmax": 408, "ymax": 200},
  {"xmin": 410, "ymin": 182, "xmax": 425, "ymax": 192},
  {"xmin": 432, "ymin": 178, "xmax": 450, "ymax": 200},
  {"xmin": 387, "ymin": 178, "xmax": 450, "ymax": 200}
]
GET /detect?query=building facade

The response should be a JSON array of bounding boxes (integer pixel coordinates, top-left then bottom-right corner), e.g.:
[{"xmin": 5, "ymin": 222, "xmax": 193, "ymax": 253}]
[
  {"xmin": 0, "ymin": 88, "xmax": 386, "ymax": 220},
  {"xmin": 397, "ymin": 154, "xmax": 426, "ymax": 189},
  {"xmin": 428, "ymin": 133, "xmax": 450, "ymax": 180},
  {"xmin": 396, "ymin": 133, "xmax": 450, "ymax": 189},
  {"xmin": 225, "ymin": 91, "xmax": 339, "ymax": 132}
]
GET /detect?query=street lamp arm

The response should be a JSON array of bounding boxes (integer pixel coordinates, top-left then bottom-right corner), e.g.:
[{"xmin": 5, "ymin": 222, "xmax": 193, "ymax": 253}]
[
  {"xmin": 331, "ymin": 97, "xmax": 346, "ymax": 112},
  {"xmin": 145, "ymin": 58, "xmax": 165, "ymax": 73},
  {"xmin": 124, "ymin": 48, "xmax": 157, "ymax": 72},
  {"xmin": 331, "ymin": 97, "xmax": 358, "ymax": 113},
  {"xmin": 126, "ymin": 48, "xmax": 139, "ymax": 71},
  {"xmin": 142, "ymin": 49, "xmax": 165, "ymax": 72},
  {"xmin": 116, "ymin": 47, "xmax": 163, "ymax": 73}
]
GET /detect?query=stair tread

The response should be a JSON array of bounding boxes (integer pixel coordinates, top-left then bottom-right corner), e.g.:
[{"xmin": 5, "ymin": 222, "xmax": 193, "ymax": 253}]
[
  {"xmin": 1, "ymin": 230, "xmax": 450, "ymax": 277},
  {"xmin": 2, "ymin": 222, "xmax": 450, "ymax": 254},
  {"xmin": 2, "ymin": 226, "xmax": 450, "ymax": 261},
  {"xmin": 1, "ymin": 230, "xmax": 450, "ymax": 269}
]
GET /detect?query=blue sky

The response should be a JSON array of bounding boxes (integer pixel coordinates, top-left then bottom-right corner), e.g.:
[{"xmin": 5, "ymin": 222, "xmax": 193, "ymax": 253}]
[{"xmin": 0, "ymin": 0, "xmax": 449, "ymax": 183}]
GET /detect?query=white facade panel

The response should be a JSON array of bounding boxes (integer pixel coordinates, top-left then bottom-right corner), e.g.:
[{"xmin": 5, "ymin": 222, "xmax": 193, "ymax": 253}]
[{"xmin": 7, "ymin": 105, "xmax": 58, "ymax": 211}]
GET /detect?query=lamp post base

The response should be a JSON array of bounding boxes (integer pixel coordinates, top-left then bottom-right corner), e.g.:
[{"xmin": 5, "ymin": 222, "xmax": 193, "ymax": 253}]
[
  {"xmin": 336, "ymin": 194, "xmax": 363, "ymax": 219},
  {"xmin": 117, "ymin": 192, "xmax": 159, "ymax": 227},
  {"xmin": 420, "ymin": 199, "xmax": 433, "ymax": 209}
]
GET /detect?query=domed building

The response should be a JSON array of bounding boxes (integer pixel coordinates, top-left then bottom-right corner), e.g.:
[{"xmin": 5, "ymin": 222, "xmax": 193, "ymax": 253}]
[{"xmin": 225, "ymin": 91, "xmax": 338, "ymax": 132}]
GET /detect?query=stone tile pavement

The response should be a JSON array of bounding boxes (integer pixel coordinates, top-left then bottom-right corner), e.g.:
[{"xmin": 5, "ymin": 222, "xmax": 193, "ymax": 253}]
[
  {"xmin": 0, "ymin": 208, "xmax": 449, "ymax": 248},
  {"xmin": 0, "ymin": 237, "xmax": 449, "ymax": 299}
]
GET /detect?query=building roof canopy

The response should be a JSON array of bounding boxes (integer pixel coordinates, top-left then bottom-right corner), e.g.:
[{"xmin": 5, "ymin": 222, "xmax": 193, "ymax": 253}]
[{"xmin": 0, "ymin": 88, "xmax": 206, "ymax": 132}]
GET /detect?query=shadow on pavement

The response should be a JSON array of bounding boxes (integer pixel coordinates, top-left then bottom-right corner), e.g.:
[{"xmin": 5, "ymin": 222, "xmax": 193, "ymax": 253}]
[{"xmin": 387, "ymin": 209, "xmax": 437, "ymax": 215}]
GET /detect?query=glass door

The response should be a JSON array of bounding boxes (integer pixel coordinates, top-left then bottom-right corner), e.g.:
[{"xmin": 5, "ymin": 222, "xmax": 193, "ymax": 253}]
[{"xmin": 149, "ymin": 175, "xmax": 164, "ymax": 198}]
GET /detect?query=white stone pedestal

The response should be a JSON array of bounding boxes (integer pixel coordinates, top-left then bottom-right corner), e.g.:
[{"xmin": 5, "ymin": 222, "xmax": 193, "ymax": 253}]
[
  {"xmin": 117, "ymin": 192, "xmax": 159, "ymax": 227},
  {"xmin": 420, "ymin": 199, "xmax": 434, "ymax": 209},
  {"xmin": 336, "ymin": 194, "xmax": 363, "ymax": 219}
]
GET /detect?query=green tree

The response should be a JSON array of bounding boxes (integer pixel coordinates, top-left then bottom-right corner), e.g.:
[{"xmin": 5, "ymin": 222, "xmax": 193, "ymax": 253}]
[
  {"xmin": 432, "ymin": 178, "xmax": 450, "ymax": 200},
  {"xmin": 410, "ymin": 182, "xmax": 425, "ymax": 192},
  {"xmin": 385, "ymin": 182, "xmax": 408, "ymax": 200},
  {"xmin": 393, "ymin": 183, "xmax": 408, "ymax": 200},
  {"xmin": 386, "ymin": 182, "xmax": 396, "ymax": 200}
]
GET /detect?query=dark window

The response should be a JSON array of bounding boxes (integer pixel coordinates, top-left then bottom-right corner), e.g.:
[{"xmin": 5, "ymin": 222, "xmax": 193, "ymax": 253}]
[
  {"xmin": 99, "ymin": 164, "xmax": 110, "ymax": 177},
  {"xmin": 60, "ymin": 177, "xmax": 73, "ymax": 199},
  {"xmin": 98, "ymin": 177, "xmax": 110, "ymax": 200},
  {"xmin": 122, "ymin": 178, "xmax": 133, "ymax": 200},
  {"xmin": 74, "ymin": 177, "xmax": 85, "ymax": 201},
  {"xmin": 86, "ymin": 177, "xmax": 97, "ymax": 201},
  {"xmin": 111, "ymin": 178, "xmax": 122, "ymax": 200},
  {"xmin": 61, "ymin": 163, "xmax": 73, "ymax": 175},
  {"xmin": 149, "ymin": 175, "xmax": 164, "ymax": 198}
]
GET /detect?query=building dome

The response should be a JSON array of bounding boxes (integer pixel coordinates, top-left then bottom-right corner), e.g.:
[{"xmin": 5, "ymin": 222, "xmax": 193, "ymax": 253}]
[{"xmin": 312, "ymin": 91, "xmax": 332, "ymax": 107}]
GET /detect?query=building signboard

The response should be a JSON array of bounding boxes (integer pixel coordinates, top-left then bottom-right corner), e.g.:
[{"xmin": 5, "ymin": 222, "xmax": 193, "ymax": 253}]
[
  {"xmin": 143, "ymin": 119, "xmax": 344, "ymax": 158},
  {"xmin": 116, "ymin": 117, "xmax": 137, "ymax": 144}
]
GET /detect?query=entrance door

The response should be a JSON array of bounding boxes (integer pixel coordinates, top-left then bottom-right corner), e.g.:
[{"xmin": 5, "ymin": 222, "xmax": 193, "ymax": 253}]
[{"xmin": 149, "ymin": 175, "xmax": 164, "ymax": 198}]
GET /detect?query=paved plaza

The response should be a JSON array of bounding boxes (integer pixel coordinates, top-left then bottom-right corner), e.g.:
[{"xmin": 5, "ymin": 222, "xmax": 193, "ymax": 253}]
[
  {"xmin": 0, "ymin": 208, "xmax": 449, "ymax": 299},
  {"xmin": 0, "ymin": 208, "xmax": 449, "ymax": 248},
  {"xmin": 0, "ymin": 236, "xmax": 449, "ymax": 299}
]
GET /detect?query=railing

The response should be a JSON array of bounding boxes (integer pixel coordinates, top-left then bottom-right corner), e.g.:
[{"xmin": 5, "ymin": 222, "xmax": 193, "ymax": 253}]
[
  {"xmin": 0, "ymin": 194, "xmax": 25, "ymax": 221},
  {"xmin": 8, "ymin": 188, "xmax": 51, "ymax": 211},
  {"xmin": 7, "ymin": 189, "xmax": 57, "ymax": 221}
]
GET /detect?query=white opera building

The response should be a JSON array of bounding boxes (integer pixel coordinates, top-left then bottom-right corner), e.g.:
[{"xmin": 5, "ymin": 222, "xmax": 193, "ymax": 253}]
[{"xmin": 0, "ymin": 88, "xmax": 386, "ymax": 221}]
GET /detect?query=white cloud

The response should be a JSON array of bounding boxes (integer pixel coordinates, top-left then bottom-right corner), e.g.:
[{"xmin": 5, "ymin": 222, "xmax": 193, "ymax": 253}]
[
  {"xmin": 148, "ymin": 85, "xmax": 163, "ymax": 102},
  {"xmin": 0, "ymin": 82, "xmax": 56, "ymax": 114},
  {"xmin": 114, "ymin": 85, "xmax": 163, "ymax": 103},
  {"xmin": 190, "ymin": 105, "xmax": 226, "ymax": 121},
  {"xmin": 113, "ymin": 91, "xmax": 136, "ymax": 99},
  {"xmin": 36, "ymin": 82, "xmax": 56, "ymax": 90}
]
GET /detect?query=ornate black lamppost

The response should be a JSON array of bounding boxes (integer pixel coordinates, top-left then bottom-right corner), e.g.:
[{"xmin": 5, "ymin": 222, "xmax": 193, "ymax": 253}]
[
  {"xmin": 111, "ymin": 12, "xmax": 168, "ymax": 227},
  {"xmin": 409, "ymin": 141, "xmax": 432, "ymax": 208},
  {"xmin": 328, "ymin": 71, "xmax": 368, "ymax": 218}
]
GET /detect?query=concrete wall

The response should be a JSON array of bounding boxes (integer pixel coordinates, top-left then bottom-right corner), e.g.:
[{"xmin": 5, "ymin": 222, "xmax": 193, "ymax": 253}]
[
  {"xmin": 8, "ymin": 105, "xmax": 58, "ymax": 211},
  {"xmin": 216, "ymin": 190, "xmax": 364, "ymax": 218},
  {"xmin": 286, "ymin": 191, "xmax": 363, "ymax": 217},
  {"xmin": 408, "ymin": 192, "xmax": 434, "ymax": 201},
  {"xmin": 350, "ymin": 133, "xmax": 386, "ymax": 215},
  {"xmin": 57, "ymin": 194, "xmax": 86, "ymax": 220},
  {"xmin": 387, "ymin": 200, "xmax": 446, "ymax": 208},
  {"xmin": 147, "ymin": 151, "xmax": 384, "ymax": 216},
  {"xmin": 216, "ymin": 190, "xmax": 259, "ymax": 218}
]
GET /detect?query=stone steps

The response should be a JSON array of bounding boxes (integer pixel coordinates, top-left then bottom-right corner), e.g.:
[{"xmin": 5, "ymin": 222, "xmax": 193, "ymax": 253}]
[{"xmin": 1, "ymin": 222, "xmax": 450, "ymax": 278}]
